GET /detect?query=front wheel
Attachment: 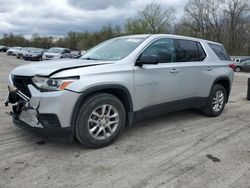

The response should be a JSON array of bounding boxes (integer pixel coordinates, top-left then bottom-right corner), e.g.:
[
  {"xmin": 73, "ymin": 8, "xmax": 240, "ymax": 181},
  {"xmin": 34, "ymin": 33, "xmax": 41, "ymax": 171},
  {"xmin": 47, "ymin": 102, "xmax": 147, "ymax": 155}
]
[
  {"xmin": 75, "ymin": 93, "xmax": 126, "ymax": 148},
  {"xmin": 202, "ymin": 84, "xmax": 227, "ymax": 117}
]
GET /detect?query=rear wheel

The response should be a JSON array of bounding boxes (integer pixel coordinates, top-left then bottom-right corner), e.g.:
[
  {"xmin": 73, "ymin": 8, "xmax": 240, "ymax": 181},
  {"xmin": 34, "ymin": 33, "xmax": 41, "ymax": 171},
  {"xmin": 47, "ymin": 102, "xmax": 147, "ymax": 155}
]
[
  {"xmin": 202, "ymin": 84, "xmax": 227, "ymax": 117},
  {"xmin": 75, "ymin": 93, "xmax": 126, "ymax": 148}
]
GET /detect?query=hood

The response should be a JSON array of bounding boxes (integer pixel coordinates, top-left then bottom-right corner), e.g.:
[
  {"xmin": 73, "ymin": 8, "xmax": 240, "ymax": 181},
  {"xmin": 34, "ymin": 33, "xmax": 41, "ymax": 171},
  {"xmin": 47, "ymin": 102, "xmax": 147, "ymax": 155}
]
[{"xmin": 11, "ymin": 59, "xmax": 113, "ymax": 77}]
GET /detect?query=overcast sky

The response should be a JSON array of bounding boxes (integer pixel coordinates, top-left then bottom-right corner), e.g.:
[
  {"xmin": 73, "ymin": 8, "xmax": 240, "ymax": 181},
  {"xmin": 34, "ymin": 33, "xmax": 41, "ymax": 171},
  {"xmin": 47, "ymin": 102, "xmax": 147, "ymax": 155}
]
[{"xmin": 0, "ymin": 0, "xmax": 188, "ymax": 37}]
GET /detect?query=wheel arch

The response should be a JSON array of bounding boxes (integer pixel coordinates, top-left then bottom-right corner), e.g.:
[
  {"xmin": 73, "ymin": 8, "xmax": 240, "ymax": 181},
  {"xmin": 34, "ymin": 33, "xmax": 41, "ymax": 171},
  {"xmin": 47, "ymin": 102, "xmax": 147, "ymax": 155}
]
[
  {"xmin": 71, "ymin": 84, "xmax": 134, "ymax": 129},
  {"xmin": 212, "ymin": 76, "xmax": 231, "ymax": 102}
]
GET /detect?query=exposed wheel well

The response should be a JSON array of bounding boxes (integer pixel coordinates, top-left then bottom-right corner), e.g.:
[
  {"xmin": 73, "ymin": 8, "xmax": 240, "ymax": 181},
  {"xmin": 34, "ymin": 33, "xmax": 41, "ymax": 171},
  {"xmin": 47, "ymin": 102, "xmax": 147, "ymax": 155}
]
[{"xmin": 214, "ymin": 78, "xmax": 230, "ymax": 102}]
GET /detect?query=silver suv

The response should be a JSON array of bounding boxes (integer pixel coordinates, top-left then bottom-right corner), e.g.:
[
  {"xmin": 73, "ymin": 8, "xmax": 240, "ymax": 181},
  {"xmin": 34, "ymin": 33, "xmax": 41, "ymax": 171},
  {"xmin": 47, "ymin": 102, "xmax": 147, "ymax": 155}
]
[{"xmin": 5, "ymin": 34, "xmax": 234, "ymax": 148}]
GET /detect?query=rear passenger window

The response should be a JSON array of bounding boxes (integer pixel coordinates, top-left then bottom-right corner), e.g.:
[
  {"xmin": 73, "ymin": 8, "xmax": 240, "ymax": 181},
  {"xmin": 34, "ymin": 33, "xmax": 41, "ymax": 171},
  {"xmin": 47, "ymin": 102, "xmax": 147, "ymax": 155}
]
[
  {"xmin": 175, "ymin": 39, "xmax": 206, "ymax": 62},
  {"xmin": 208, "ymin": 43, "xmax": 231, "ymax": 61}
]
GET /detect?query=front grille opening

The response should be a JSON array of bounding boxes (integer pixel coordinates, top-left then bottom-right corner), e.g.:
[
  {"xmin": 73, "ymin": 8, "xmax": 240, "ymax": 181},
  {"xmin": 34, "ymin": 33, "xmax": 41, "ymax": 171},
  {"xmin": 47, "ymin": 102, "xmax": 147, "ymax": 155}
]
[{"xmin": 12, "ymin": 76, "xmax": 32, "ymax": 97}]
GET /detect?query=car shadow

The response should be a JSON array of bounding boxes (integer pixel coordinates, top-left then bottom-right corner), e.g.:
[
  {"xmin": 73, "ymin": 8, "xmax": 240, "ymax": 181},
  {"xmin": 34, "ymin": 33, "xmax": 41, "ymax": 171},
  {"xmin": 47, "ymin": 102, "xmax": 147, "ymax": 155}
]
[{"xmin": 17, "ymin": 109, "xmax": 205, "ymax": 151}]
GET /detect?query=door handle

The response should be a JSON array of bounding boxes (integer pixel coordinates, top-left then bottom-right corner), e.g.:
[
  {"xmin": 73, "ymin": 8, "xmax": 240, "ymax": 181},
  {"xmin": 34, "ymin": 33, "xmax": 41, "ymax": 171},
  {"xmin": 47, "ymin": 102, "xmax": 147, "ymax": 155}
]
[
  {"xmin": 170, "ymin": 69, "xmax": 179, "ymax": 73},
  {"xmin": 206, "ymin": 67, "xmax": 213, "ymax": 71}
]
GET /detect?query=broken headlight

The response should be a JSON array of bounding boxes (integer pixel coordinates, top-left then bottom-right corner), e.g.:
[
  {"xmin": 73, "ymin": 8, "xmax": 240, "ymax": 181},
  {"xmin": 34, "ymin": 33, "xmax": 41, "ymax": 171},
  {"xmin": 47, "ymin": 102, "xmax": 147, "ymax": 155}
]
[{"xmin": 32, "ymin": 76, "xmax": 79, "ymax": 91}]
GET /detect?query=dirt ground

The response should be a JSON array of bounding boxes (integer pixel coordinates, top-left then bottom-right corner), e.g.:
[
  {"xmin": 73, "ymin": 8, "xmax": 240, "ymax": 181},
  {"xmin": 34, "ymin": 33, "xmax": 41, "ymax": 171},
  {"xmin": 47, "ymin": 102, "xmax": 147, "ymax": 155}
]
[{"xmin": 0, "ymin": 53, "xmax": 250, "ymax": 188}]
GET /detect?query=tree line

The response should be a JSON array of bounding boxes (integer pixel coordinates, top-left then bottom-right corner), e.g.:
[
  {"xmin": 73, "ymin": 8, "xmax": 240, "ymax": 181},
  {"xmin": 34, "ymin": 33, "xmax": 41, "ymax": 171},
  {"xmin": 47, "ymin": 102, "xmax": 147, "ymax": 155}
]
[{"xmin": 0, "ymin": 0, "xmax": 249, "ymax": 55}]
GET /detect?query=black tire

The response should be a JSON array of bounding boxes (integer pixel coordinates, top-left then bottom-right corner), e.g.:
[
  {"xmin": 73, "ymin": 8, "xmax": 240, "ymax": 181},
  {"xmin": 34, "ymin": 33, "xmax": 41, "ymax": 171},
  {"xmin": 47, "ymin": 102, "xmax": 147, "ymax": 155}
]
[
  {"xmin": 202, "ymin": 84, "xmax": 227, "ymax": 117},
  {"xmin": 75, "ymin": 93, "xmax": 126, "ymax": 148},
  {"xmin": 235, "ymin": 66, "xmax": 242, "ymax": 72}
]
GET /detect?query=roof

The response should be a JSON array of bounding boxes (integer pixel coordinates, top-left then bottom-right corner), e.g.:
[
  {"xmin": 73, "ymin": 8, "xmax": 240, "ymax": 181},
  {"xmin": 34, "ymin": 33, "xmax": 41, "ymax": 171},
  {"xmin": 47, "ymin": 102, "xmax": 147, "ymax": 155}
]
[{"xmin": 119, "ymin": 34, "xmax": 222, "ymax": 45}]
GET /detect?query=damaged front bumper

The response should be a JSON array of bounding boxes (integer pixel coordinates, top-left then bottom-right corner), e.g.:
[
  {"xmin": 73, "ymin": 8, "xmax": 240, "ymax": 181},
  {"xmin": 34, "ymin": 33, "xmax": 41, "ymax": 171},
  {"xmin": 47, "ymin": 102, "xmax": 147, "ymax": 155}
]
[{"xmin": 5, "ymin": 81, "xmax": 80, "ymax": 142}]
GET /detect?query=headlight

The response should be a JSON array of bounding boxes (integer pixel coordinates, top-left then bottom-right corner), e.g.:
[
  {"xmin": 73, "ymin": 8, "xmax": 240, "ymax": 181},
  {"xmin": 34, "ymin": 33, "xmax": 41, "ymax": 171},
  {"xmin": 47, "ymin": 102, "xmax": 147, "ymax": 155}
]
[{"xmin": 32, "ymin": 76, "xmax": 79, "ymax": 91}]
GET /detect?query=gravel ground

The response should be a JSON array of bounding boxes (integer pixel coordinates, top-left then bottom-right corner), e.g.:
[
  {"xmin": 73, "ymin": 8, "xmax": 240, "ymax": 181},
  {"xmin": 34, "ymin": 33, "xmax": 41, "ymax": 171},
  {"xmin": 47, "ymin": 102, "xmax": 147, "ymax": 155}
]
[{"xmin": 0, "ymin": 53, "xmax": 250, "ymax": 188}]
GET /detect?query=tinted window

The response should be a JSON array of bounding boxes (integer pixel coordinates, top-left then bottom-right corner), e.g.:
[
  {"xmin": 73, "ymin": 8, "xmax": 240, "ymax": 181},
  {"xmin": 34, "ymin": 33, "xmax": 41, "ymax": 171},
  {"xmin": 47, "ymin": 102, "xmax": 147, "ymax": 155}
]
[
  {"xmin": 208, "ymin": 43, "xmax": 230, "ymax": 61},
  {"xmin": 140, "ymin": 38, "xmax": 176, "ymax": 63},
  {"xmin": 175, "ymin": 39, "xmax": 206, "ymax": 62},
  {"xmin": 65, "ymin": 49, "xmax": 71, "ymax": 53}
]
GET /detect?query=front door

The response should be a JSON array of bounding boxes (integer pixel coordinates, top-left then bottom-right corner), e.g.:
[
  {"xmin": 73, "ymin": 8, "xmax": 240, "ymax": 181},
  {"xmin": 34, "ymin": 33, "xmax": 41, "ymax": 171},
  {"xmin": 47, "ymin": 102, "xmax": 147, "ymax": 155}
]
[{"xmin": 134, "ymin": 38, "xmax": 180, "ymax": 111}]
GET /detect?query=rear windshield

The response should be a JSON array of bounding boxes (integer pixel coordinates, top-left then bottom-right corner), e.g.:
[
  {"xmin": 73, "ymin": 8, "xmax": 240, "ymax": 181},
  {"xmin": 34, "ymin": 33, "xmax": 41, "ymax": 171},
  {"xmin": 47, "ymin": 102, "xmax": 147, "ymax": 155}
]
[{"xmin": 208, "ymin": 43, "xmax": 231, "ymax": 61}]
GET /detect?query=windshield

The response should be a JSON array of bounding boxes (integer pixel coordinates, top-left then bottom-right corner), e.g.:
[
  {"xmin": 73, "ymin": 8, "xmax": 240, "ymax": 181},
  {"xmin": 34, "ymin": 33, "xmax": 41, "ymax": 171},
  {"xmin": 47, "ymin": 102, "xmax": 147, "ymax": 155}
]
[
  {"xmin": 30, "ymin": 48, "xmax": 43, "ymax": 53},
  {"xmin": 22, "ymin": 48, "xmax": 31, "ymax": 51},
  {"xmin": 81, "ymin": 37, "xmax": 146, "ymax": 61},
  {"xmin": 48, "ymin": 48, "xmax": 62, "ymax": 53}
]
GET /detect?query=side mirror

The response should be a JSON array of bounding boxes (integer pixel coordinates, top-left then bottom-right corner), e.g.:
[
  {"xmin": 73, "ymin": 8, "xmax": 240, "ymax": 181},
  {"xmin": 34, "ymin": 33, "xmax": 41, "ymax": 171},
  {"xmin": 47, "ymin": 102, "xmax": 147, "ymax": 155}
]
[{"xmin": 136, "ymin": 55, "xmax": 159, "ymax": 66}]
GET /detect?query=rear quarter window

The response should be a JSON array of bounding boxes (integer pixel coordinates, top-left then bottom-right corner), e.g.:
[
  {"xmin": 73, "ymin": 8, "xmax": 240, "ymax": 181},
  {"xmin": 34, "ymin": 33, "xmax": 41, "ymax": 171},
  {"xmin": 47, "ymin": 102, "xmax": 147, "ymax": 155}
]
[{"xmin": 208, "ymin": 43, "xmax": 231, "ymax": 61}]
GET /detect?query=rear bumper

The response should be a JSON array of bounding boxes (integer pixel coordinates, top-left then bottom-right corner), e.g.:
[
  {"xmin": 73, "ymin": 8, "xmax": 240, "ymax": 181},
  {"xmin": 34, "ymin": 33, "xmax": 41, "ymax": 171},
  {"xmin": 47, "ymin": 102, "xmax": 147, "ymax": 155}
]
[{"xmin": 13, "ymin": 115, "xmax": 74, "ymax": 142}]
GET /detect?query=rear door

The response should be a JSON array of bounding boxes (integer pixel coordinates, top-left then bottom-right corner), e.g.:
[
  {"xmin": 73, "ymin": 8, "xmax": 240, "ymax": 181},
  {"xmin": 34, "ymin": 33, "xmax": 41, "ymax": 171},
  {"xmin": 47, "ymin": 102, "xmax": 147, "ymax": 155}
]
[{"xmin": 174, "ymin": 39, "xmax": 212, "ymax": 99}]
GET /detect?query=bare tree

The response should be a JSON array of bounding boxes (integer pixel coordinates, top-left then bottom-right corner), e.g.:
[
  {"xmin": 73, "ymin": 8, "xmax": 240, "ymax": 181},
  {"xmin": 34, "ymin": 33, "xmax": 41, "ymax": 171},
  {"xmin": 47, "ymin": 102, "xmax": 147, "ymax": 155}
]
[
  {"xmin": 184, "ymin": 0, "xmax": 208, "ymax": 38},
  {"xmin": 224, "ymin": 0, "xmax": 249, "ymax": 53},
  {"xmin": 125, "ymin": 18, "xmax": 149, "ymax": 34},
  {"xmin": 204, "ymin": 0, "xmax": 226, "ymax": 41},
  {"xmin": 139, "ymin": 4, "xmax": 175, "ymax": 33},
  {"xmin": 125, "ymin": 3, "xmax": 175, "ymax": 34}
]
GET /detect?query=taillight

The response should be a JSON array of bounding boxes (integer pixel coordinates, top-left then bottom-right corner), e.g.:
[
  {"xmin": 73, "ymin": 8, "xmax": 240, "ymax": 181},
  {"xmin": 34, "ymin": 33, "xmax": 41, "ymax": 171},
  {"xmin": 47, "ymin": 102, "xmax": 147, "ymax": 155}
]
[{"xmin": 229, "ymin": 64, "xmax": 236, "ymax": 71}]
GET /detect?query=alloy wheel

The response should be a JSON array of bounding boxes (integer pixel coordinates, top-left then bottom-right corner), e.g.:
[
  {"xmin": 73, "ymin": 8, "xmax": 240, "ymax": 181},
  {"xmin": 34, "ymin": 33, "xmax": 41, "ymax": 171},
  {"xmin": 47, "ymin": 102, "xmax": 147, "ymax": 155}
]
[
  {"xmin": 87, "ymin": 104, "xmax": 119, "ymax": 140},
  {"xmin": 212, "ymin": 90, "xmax": 224, "ymax": 112}
]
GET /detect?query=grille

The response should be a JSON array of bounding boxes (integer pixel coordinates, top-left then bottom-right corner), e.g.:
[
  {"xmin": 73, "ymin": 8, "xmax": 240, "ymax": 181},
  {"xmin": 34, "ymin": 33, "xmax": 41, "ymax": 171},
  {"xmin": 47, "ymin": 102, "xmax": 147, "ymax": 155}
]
[
  {"xmin": 46, "ymin": 55, "xmax": 53, "ymax": 58},
  {"xmin": 12, "ymin": 76, "xmax": 32, "ymax": 97}
]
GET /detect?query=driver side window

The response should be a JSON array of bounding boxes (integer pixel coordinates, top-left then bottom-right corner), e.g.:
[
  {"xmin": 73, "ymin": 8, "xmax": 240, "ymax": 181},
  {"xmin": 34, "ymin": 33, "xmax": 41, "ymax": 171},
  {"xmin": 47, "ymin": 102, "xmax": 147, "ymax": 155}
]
[{"xmin": 140, "ymin": 38, "xmax": 176, "ymax": 63}]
